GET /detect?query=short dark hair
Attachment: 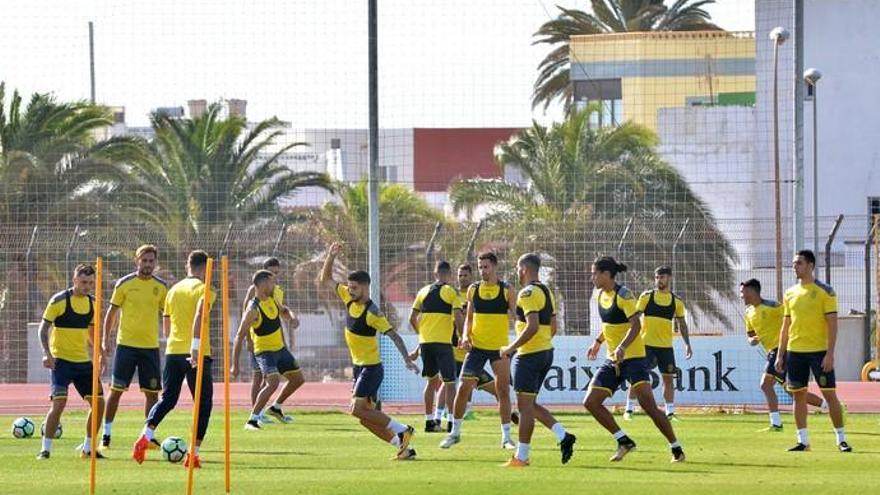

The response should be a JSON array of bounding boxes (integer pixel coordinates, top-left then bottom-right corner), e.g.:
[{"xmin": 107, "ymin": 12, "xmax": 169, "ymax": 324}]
[
  {"xmin": 458, "ymin": 263, "xmax": 473, "ymax": 274},
  {"xmin": 477, "ymin": 252, "xmax": 498, "ymax": 265},
  {"xmin": 348, "ymin": 270, "xmax": 371, "ymax": 285},
  {"xmin": 517, "ymin": 253, "xmax": 541, "ymax": 271},
  {"xmin": 73, "ymin": 263, "xmax": 95, "ymax": 278},
  {"xmin": 188, "ymin": 250, "xmax": 209, "ymax": 270},
  {"xmin": 655, "ymin": 266, "xmax": 672, "ymax": 276},
  {"xmin": 435, "ymin": 260, "xmax": 451, "ymax": 275},
  {"xmin": 593, "ymin": 256, "xmax": 627, "ymax": 278},
  {"xmin": 797, "ymin": 249, "xmax": 816, "ymax": 265},
  {"xmin": 740, "ymin": 278, "xmax": 762, "ymax": 293},
  {"xmin": 252, "ymin": 269, "xmax": 274, "ymax": 286},
  {"xmin": 263, "ymin": 257, "xmax": 281, "ymax": 269}
]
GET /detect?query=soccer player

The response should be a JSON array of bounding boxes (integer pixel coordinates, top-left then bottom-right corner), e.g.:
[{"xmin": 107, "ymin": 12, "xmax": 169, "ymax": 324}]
[
  {"xmin": 624, "ymin": 266, "xmax": 691, "ymax": 420},
  {"xmin": 318, "ymin": 242, "xmax": 420, "ymax": 460},
  {"xmin": 584, "ymin": 257, "xmax": 685, "ymax": 463},
  {"xmin": 101, "ymin": 244, "xmax": 168, "ymax": 449},
  {"xmin": 499, "ymin": 253, "xmax": 576, "ymax": 467},
  {"xmin": 408, "ymin": 260, "xmax": 463, "ymax": 433},
  {"xmin": 441, "ymin": 252, "xmax": 516, "ymax": 450},
  {"xmin": 231, "ymin": 270, "xmax": 304, "ymax": 431},
  {"xmin": 242, "ymin": 257, "xmax": 300, "ymax": 424},
  {"xmin": 133, "ymin": 250, "xmax": 215, "ymax": 467},
  {"xmin": 36, "ymin": 264, "xmax": 105, "ymax": 460},
  {"xmin": 740, "ymin": 278, "xmax": 827, "ymax": 431},
  {"xmin": 449, "ymin": 263, "xmax": 504, "ymax": 425},
  {"xmin": 774, "ymin": 250, "xmax": 851, "ymax": 452}
]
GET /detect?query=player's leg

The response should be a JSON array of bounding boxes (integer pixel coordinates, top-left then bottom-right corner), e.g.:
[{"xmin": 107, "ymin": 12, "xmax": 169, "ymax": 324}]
[
  {"xmin": 39, "ymin": 396, "xmax": 66, "ymax": 458},
  {"xmin": 420, "ymin": 345, "xmax": 441, "ymax": 430},
  {"xmin": 662, "ymin": 373, "xmax": 676, "ymax": 416},
  {"xmin": 490, "ymin": 354, "xmax": 514, "ymax": 448},
  {"xmin": 585, "ymin": 359, "xmax": 640, "ymax": 462},
  {"xmin": 104, "ymin": 345, "xmax": 138, "ymax": 447},
  {"xmin": 73, "ymin": 361, "xmax": 105, "ymax": 458},
  {"xmin": 434, "ymin": 345, "xmax": 456, "ymax": 429},
  {"xmin": 252, "ymin": 373, "xmax": 280, "ymax": 418},
  {"xmin": 811, "ymin": 352, "xmax": 849, "ymax": 451},
  {"xmin": 250, "ymin": 350, "xmax": 263, "ymax": 406},
  {"xmin": 350, "ymin": 365, "xmax": 413, "ymax": 455},
  {"xmin": 353, "ymin": 399, "xmax": 393, "ymax": 442},
  {"xmin": 265, "ymin": 349, "xmax": 303, "ymax": 423},
  {"xmin": 137, "ymin": 348, "xmax": 162, "ymax": 417},
  {"xmin": 658, "ymin": 348, "xmax": 678, "ymax": 417},
  {"xmin": 185, "ymin": 357, "xmax": 213, "ymax": 467},
  {"xmin": 761, "ymin": 374, "xmax": 784, "ymax": 429},
  {"xmin": 785, "ymin": 351, "xmax": 812, "ymax": 450},
  {"xmin": 135, "ymin": 355, "xmax": 185, "ymax": 462},
  {"xmin": 633, "ymin": 380, "xmax": 685, "ymax": 462},
  {"xmin": 441, "ymin": 352, "xmax": 483, "ymax": 447}
]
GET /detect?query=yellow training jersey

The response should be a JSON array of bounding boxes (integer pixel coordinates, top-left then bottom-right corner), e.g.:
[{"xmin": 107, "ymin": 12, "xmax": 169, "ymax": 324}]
[
  {"xmin": 744, "ymin": 299, "xmax": 783, "ymax": 352},
  {"xmin": 248, "ymin": 296, "xmax": 285, "ymax": 354},
  {"xmin": 596, "ymin": 285, "xmax": 644, "ymax": 360},
  {"xmin": 164, "ymin": 277, "xmax": 217, "ymax": 356},
  {"xmin": 336, "ymin": 283, "xmax": 393, "ymax": 366},
  {"xmin": 412, "ymin": 283, "xmax": 462, "ymax": 344},
  {"xmin": 42, "ymin": 289, "xmax": 94, "ymax": 363},
  {"xmin": 783, "ymin": 281, "xmax": 838, "ymax": 353},
  {"xmin": 515, "ymin": 282, "xmax": 556, "ymax": 355},
  {"xmin": 273, "ymin": 285, "xmax": 284, "ymax": 307},
  {"xmin": 467, "ymin": 282, "xmax": 511, "ymax": 351},
  {"xmin": 110, "ymin": 273, "xmax": 167, "ymax": 349},
  {"xmin": 636, "ymin": 290, "xmax": 686, "ymax": 348}
]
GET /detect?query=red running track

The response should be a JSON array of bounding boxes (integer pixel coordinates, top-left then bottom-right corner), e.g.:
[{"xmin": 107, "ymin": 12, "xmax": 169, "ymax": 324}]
[{"xmin": 1, "ymin": 382, "xmax": 878, "ymax": 415}]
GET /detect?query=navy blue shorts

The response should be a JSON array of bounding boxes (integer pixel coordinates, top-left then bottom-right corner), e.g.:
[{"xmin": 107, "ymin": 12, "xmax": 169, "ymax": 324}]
[
  {"xmin": 353, "ymin": 363, "xmax": 384, "ymax": 399},
  {"xmin": 50, "ymin": 359, "xmax": 103, "ymax": 401},
  {"xmin": 786, "ymin": 350, "xmax": 836, "ymax": 391},
  {"xmin": 513, "ymin": 349, "xmax": 554, "ymax": 395},
  {"xmin": 645, "ymin": 346, "xmax": 677, "ymax": 376},
  {"xmin": 589, "ymin": 357, "xmax": 650, "ymax": 395},
  {"xmin": 461, "ymin": 347, "xmax": 504, "ymax": 381},
  {"xmin": 455, "ymin": 360, "xmax": 493, "ymax": 387},
  {"xmin": 112, "ymin": 345, "xmax": 161, "ymax": 392},
  {"xmin": 254, "ymin": 348, "xmax": 300, "ymax": 377},
  {"xmin": 420, "ymin": 343, "xmax": 456, "ymax": 383},
  {"xmin": 764, "ymin": 348, "xmax": 786, "ymax": 383},
  {"xmin": 250, "ymin": 349, "xmax": 260, "ymax": 372}
]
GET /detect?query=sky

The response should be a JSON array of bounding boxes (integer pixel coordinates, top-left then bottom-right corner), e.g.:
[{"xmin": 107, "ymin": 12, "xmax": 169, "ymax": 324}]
[{"xmin": 0, "ymin": 0, "xmax": 755, "ymax": 128}]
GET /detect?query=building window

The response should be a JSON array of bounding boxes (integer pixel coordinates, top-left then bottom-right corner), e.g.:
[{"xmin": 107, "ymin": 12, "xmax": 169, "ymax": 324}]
[
  {"xmin": 805, "ymin": 81, "xmax": 815, "ymax": 100},
  {"xmin": 573, "ymin": 79, "xmax": 622, "ymax": 127},
  {"xmin": 869, "ymin": 197, "xmax": 880, "ymax": 228}
]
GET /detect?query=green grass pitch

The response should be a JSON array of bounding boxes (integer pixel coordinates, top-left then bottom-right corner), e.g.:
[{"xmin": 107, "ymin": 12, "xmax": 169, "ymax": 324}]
[{"xmin": 1, "ymin": 410, "xmax": 878, "ymax": 494}]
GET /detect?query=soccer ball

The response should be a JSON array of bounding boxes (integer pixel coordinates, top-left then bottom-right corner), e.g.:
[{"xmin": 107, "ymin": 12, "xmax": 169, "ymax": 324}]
[
  {"xmin": 11, "ymin": 417, "xmax": 35, "ymax": 439},
  {"xmin": 161, "ymin": 436, "xmax": 187, "ymax": 463},
  {"xmin": 40, "ymin": 422, "xmax": 63, "ymax": 439}
]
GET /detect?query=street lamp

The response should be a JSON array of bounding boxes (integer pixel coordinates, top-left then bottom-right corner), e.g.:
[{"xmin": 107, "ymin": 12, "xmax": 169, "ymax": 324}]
[
  {"xmin": 804, "ymin": 67, "xmax": 822, "ymax": 276},
  {"xmin": 770, "ymin": 26, "xmax": 789, "ymax": 301}
]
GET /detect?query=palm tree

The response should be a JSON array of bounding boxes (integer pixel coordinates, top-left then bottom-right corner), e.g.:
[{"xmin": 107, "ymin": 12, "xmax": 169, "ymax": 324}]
[
  {"xmin": 0, "ymin": 83, "xmax": 143, "ymax": 381},
  {"xmin": 449, "ymin": 106, "xmax": 737, "ymax": 335},
  {"xmin": 533, "ymin": 0, "xmax": 721, "ymax": 110},
  {"xmin": 118, "ymin": 103, "xmax": 333, "ymax": 250}
]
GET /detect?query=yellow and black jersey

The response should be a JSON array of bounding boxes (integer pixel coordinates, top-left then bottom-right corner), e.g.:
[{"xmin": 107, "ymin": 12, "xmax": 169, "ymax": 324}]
[
  {"xmin": 164, "ymin": 277, "xmax": 216, "ymax": 356},
  {"xmin": 636, "ymin": 290, "xmax": 686, "ymax": 348},
  {"xmin": 248, "ymin": 296, "xmax": 284, "ymax": 354},
  {"xmin": 110, "ymin": 273, "xmax": 167, "ymax": 349},
  {"xmin": 744, "ymin": 299, "xmax": 783, "ymax": 352},
  {"xmin": 335, "ymin": 283, "xmax": 393, "ymax": 366},
  {"xmin": 412, "ymin": 282, "xmax": 462, "ymax": 344},
  {"xmin": 42, "ymin": 289, "xmax": 94, "ymax": 363},
  {"xmin": 596, "ymin": 284, "xmax": 644, "ymax": 360},
  {"xmin": 783, "ymin": 281, "xmax": 838, "ymax": 352},
  {"xmin": 467, "ymin": 281, "xmax": 511, "ymax": 351},
  {"xmin": 515, "ymin": 282, "xmax": 556, "ymax": 355}
]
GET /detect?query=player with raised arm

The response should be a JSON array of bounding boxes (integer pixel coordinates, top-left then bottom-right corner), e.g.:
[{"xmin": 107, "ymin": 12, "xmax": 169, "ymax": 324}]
[{"xmin": 318, "ymin": 242, "xmax": 421, "ymax": 460}]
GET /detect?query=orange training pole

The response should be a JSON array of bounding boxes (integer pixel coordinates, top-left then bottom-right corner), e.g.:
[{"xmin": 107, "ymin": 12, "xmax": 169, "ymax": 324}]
[
  {"xmin": 221, "ymin": 256, "xmax": 231, "ymax": 493},
  {"xmin": 186, "ymin": 258, "xmax": 213, "ymax": 495},
  {"xmin": 89, "ymin": 257, "xmax": 103, "ymax": 494}
]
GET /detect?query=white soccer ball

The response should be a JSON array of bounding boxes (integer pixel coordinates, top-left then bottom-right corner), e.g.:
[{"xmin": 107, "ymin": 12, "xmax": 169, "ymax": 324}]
[
  {"xmin": 11, "ymin": 417, "xmax": 35, "ymax": 439},
  {"xmin": 40, "ymin": 422, "xmax": 63, "ymax": 439},
  {"xmin": 161, "ymin": 436, "xmax": 188, "ymax": 463}
]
